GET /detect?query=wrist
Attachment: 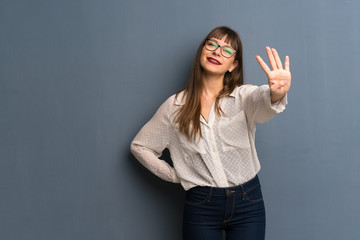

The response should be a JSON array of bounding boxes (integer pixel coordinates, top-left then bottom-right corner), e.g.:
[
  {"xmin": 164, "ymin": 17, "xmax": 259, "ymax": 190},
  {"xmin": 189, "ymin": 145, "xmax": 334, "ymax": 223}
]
[{"xmin": 270, "ymin": 92, "xmax": 285, "ymax": 104}]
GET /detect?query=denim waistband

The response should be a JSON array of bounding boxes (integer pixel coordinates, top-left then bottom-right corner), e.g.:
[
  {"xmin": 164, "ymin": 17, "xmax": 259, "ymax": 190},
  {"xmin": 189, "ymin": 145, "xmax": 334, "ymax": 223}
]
[{"xmin": 187, "ymin": 175, "xmax": 260, "ymax": 197}]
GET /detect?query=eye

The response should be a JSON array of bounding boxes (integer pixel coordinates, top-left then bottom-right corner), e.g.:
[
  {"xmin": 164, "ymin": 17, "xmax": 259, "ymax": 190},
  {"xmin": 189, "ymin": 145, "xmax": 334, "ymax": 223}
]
[
  {"xmin": 224, "ymin": 47, "xmax": 234, "ymax": 55},
  {"xmin": 207, "ymin": 40, "xmax": 217, "ymax": 47}
]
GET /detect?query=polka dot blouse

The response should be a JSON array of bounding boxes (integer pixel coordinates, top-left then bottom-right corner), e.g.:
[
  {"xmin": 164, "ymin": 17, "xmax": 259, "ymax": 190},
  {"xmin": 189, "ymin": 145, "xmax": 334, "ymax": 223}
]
[{"xmin": 130, "ymin": 84, "xmax": 287, "ymax": 191}]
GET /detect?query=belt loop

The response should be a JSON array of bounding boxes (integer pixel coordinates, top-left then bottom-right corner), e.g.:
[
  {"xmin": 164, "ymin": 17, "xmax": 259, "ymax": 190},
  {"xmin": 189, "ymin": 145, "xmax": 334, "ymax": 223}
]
[
  {"xmin": 207, "ymin": 187, "xmax": 213, "ymax": 202},
  {"xmin": 240, "ymin": 184, "xmax": 245, "ymax": 200}
]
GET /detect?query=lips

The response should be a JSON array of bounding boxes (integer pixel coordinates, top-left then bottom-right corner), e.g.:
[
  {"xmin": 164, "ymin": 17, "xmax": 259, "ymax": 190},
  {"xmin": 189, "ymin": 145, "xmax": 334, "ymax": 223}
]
[{"xmin": 207, "ymin": 57, "xmax": 221, "ymax": 65}]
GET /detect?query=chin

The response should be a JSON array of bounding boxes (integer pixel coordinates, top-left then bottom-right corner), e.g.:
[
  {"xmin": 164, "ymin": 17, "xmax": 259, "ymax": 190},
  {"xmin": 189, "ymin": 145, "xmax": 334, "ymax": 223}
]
[{"xmin": 200, "ymin": 60, "xmax": 225, "ymax": 76}]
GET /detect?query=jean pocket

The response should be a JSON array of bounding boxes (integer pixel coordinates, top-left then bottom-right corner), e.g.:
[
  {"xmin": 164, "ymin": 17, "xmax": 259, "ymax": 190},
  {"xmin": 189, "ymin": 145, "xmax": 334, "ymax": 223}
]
[
  {"xmin": 243, "ymin": 183, "xmax": 263, "ymax": 202},
  {"xmin": 218, "ymin": 110, "xmax": 251, "ymax": 151},
  {"xmin": 184, "ymin": 190, "xmax": 209, "ymax": 205}
]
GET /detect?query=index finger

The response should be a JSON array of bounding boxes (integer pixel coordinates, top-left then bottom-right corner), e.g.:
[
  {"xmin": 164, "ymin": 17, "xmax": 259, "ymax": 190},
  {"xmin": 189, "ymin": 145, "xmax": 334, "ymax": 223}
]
[{"xmin": 284, "ymin": 56, "xmax": 290, "ymax": 71}]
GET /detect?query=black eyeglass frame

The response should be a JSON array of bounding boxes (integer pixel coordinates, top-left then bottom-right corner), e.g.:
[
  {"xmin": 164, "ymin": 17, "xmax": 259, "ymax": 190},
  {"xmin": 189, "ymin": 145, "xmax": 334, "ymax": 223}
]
[{"xmin": 204, "ymin": 39, "xmax": 237, "ymax": 59}]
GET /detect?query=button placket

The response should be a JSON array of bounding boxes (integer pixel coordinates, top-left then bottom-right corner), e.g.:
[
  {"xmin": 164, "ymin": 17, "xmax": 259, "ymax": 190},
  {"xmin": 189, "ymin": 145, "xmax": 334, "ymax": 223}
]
[
  {"xmin": 208, "ymin": 128, "xmax": 228, "ymax": 187},
  {"xmin": 201, "ymin": 104, "xmax": 228, "ymax": 187}
]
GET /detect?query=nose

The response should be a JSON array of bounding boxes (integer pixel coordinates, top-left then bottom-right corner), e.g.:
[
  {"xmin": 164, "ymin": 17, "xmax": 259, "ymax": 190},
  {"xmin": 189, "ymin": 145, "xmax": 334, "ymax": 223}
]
[{"xmin": 213, "ymin": 47, "xmax": 221, "ymax": 56}]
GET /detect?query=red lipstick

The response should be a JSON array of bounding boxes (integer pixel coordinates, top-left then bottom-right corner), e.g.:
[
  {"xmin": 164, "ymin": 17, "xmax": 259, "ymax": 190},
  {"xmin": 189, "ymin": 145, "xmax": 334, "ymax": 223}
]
[{"xmin": 207, "ymin": 57, "xmax": 221, "ymax": 65}]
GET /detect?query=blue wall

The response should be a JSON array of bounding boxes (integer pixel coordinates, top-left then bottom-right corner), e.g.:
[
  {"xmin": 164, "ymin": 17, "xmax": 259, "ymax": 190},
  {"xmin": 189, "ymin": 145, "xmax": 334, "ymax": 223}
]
[{"xmin": 1, "ymin": 0, "xmax": 359, "ymax": 239}]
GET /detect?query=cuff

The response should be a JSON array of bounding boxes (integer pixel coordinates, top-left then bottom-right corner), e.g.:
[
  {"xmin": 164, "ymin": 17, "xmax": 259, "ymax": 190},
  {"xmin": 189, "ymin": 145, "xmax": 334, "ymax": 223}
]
[
  {"xmin": 171, "ymin": 168, "xmax": 181, "ymax": 183},
  {"xmin": 263, "ymin": 85, "xmax": 288, "ymax": 113}
]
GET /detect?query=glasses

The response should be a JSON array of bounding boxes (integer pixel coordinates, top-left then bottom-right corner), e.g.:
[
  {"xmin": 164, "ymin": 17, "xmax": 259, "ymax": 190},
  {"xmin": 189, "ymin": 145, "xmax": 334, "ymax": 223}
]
[{"xmin": 204, "ymin": 39, "xmax": 236, "ymax": 58}]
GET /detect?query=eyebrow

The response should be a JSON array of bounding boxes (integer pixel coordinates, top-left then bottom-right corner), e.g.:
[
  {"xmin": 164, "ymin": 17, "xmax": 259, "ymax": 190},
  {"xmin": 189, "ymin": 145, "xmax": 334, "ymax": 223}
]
[{"xmin": 209, "ymin": 38, "xmax": 233, "ymax": 48}]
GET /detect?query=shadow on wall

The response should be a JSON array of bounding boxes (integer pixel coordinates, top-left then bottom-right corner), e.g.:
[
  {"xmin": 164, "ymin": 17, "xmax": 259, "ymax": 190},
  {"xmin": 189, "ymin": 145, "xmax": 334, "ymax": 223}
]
[
  {"xmin": 128, "ymin": 147, "xmax": 185, "ymax": 199},
  {"xmin": 128, "ymin": 147, "xmax": 185, "ymax": 239}
]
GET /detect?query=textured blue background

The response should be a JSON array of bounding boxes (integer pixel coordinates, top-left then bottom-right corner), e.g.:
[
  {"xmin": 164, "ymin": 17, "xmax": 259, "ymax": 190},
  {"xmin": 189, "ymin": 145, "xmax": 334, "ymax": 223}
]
[{"xmin": 1, "ymin": 0, "xmax": 359, "ymax": 239}]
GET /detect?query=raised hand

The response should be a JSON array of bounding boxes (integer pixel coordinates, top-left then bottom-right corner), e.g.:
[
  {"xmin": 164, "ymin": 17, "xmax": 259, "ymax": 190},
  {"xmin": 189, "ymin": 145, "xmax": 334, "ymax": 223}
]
[{"xmin": 256, "ymin": 46, "xmax": 291, "ymax": 103}]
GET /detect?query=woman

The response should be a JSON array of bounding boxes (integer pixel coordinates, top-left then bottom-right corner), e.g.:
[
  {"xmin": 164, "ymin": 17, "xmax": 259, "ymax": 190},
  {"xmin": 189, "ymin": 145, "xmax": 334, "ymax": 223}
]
[{"xmin": 130, "ymin": 25, "xmax": 291, "ymax": 240}]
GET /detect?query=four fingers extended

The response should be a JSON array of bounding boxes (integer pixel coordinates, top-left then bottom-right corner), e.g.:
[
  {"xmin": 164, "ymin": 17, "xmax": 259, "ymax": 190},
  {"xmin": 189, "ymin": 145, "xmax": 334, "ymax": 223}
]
[
  {"xmin": 255, "ymin": 46, "xmax": 291, "ymax": 98},
  {"xmin": 256, "ymin": 46, "xmax": 290, "ymax": 73}
]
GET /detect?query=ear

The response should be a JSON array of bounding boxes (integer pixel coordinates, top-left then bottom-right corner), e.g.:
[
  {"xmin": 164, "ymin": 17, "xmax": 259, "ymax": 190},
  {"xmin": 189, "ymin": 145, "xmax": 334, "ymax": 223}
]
[{"xmin": 228, "ymin": 60, "xmax": 238, "ymax": 73}]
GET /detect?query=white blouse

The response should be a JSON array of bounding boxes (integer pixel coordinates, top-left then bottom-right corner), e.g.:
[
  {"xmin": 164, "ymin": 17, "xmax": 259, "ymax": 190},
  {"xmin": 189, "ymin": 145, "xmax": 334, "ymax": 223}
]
[{"xmin": 130, "ymin": 84, "xmax": 287, "ymax": 191}]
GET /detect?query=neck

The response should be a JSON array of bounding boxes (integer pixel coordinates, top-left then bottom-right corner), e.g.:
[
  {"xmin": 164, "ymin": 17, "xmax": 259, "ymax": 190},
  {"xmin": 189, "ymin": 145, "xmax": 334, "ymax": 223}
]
[{"xmin": 201, "ymin": 72, "xmax": 224, "ymax": 97}]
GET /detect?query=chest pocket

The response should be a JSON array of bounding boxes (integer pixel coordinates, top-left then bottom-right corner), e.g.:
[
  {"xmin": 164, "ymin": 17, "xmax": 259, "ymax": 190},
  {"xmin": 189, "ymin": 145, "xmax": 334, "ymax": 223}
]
[
  {"xmin": 172, "ymin": 124, "xmax": 207, "ymax": 157},
  {"xmin": 218, "ymin": 110, "xmax": 251, "ymax": 151}
]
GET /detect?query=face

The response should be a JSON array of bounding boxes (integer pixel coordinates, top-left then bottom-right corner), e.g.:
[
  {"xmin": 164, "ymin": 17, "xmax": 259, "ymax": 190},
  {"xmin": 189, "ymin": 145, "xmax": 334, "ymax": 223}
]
[{"xmin": 200, "ymin": 35, "xmax": 238, "ymax": 76}]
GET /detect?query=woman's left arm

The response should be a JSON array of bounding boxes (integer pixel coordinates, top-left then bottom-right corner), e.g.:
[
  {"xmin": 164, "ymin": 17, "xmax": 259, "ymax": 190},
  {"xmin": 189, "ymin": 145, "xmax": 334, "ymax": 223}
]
[{"xmin": 255, "ymin": 46, "xmax": 291, "ymax": 104}]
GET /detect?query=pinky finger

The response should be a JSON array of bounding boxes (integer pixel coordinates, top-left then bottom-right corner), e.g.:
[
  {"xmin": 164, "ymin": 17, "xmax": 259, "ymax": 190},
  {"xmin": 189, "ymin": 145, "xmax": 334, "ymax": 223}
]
[
  {"xmin": 285, "ymin": 56, "xmax": 290, "ymax": 71},
  {"xmin": 256, "ymin": 55, "xmax": 271, "ymax": 75}
]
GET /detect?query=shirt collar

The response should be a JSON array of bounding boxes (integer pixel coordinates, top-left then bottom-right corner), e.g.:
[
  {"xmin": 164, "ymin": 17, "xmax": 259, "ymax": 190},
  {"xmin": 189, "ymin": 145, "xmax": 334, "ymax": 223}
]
[
  {"xmin": 174, "ymin": 88, "xmax": 236, "ymax": 106},
  {"xmin": 229, "ymin": 90, "xmax": 236, "ymax": 98},
  {"xmin": 174, "ymin": 91, "xmax": 186, "ymax": 106}
]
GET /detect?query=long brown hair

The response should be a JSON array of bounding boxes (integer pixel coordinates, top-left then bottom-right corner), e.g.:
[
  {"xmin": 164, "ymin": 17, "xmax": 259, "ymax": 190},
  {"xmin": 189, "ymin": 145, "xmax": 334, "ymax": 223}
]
[{"xmin": 173, "ymin": 26, "xmax": 244, "ymax": 142}]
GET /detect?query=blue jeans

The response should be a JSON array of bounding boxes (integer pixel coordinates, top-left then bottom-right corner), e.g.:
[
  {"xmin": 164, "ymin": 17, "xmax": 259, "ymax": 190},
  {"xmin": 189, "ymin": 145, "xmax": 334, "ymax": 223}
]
[{"xmin": 182, "ymin": 175, "xmax": 266, "ymax": 240}]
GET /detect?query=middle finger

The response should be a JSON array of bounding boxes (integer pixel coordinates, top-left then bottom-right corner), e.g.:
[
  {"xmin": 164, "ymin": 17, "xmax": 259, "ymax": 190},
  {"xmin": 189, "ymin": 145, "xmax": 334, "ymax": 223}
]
[
  {"xmin": 271, "ymin": 48, "xmax": 283, "ymax": 69},
  {"xmin": 266, "ymin": 46, "xmax": 277, "ymax": 70}
]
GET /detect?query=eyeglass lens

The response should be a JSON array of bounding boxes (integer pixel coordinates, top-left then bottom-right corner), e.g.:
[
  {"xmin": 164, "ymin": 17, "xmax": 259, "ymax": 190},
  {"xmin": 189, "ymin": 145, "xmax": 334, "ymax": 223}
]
[{"xmin": 205, "ymin": 40, "xmax": 235, "ymax": 58}]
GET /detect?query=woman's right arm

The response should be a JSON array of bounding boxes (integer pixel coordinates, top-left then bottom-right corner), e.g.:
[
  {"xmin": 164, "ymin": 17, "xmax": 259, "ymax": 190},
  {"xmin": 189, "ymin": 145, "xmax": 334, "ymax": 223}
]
[{"xmin": 130, "ymin": 96, "xmax": 180, "ymax": 183}]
